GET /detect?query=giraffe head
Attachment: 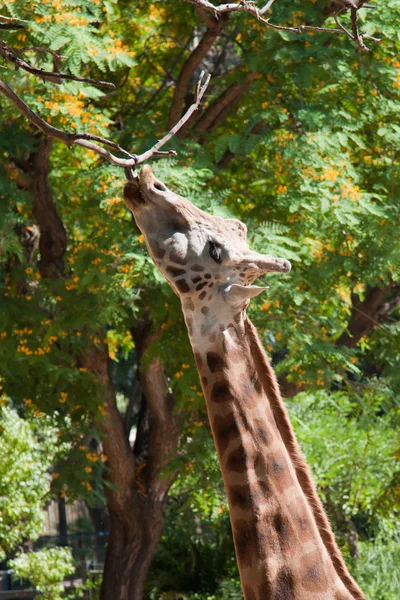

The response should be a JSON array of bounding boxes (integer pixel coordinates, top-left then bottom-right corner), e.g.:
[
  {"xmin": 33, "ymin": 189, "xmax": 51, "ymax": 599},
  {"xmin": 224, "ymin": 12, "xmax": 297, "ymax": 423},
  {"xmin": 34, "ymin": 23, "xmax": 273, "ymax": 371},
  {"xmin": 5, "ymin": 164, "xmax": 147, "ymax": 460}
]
[{"xmin": 124, "ymin": 166, "xmax": 290, "ymax": 324}]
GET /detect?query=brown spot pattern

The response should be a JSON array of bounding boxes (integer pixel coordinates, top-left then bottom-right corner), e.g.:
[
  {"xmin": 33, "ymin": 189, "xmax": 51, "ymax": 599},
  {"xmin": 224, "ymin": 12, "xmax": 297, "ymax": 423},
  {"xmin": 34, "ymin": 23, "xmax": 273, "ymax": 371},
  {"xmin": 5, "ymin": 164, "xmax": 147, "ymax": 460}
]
[
  {"xmin": 226, "ymin": 446, "xmax": 248, "ymax": 473},
  {"xmin": 210, "ymin": 382, "xmax": 233, "ymax": 404},
  {"xmin": 167, "ymin": 266, "xmax": 186, "ymax": 277},
  {"xmin": 206, "ymin": 352, "xmax": 225, "ymax": 373},
  {"xmin": 257, "ymin": 478, "xmax": 271, "ymax": 496},
  {"xmin": 233, "ymin": 519, "xmax": 259, "ymax": 568},
  {"xmin": 257, "ymin": 581, "xmax": 273, "ymax": 600},
  {"xmin": 293, "ymin": 507, "xmax": 312, "ymax": 543},
  {"xmin": 201, "ymin": 306, "xmax": 209, "ymax": 315},
  {"xmin": 176, "ymin": 279, "xmax": 190, "ymax": 294},
  {"xmin": 268, "ymin": 450, "xmax": 293, "ymax": 494},
  {"xmin": 299, "ymin": 552, "xmax": 329, "ymax": 593},
  {"xmin": 186, "ymin": 317, "xmax": 193, "ymax": 335},
  {"xmin": 229, "ymin": 485, "xmax": 259, "ymax": 510},
  {"xmin": 213, "ymin": 413, "xmax": 240, "ymax": 454},
  {"xmin": 184, "ymin": 298, "xmax": 195, "ymax": 311},
  {"xmin": 254, "ymin": 419, "xmax": 270, "ymax": 445},
  {"xmin": 273, "ymin": 568, "xmax": 295, "ymax": 600},
  {"xmin": 199, "ymin": 291, "xmax": 207, "ymax": 300},
  {"xmin": 272, "ymin": 512, "xmax": 295, "ymax": 555}
]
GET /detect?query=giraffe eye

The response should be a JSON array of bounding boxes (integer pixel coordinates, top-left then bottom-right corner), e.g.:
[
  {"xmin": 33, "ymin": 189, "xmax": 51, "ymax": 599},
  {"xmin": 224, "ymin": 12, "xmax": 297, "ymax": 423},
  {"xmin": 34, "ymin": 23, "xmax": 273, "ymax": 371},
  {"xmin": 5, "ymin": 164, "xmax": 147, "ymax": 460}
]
[{"xmin": 209, "ymin": 241, "xmax": 222, "ymax": 263}]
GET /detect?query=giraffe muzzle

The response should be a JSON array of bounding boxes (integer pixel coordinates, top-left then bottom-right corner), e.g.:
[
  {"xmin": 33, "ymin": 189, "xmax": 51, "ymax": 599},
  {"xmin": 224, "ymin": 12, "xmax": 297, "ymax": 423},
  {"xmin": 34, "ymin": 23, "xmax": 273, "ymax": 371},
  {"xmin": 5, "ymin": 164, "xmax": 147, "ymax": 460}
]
[
  {"xmin": 244, "ymin": 256, "xmax": 291, "ymax": 274},
  {"xmin": 123, "ymin": 174, "xmax": 145, "ymax": 209},
  {"xmin": 259, "ymin": 257, "xmax": 291, "ymax": 274}
]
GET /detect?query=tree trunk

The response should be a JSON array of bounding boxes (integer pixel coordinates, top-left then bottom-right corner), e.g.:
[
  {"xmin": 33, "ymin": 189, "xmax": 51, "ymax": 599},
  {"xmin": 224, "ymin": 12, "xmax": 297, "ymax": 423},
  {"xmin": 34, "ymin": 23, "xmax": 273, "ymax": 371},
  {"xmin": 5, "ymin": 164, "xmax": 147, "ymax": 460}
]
[
  {"xmin": 58, "ymin": 494, "xmax": 68, "ymax": 546},
  {"xmin": 101, "ymin": 493, "xmax": 168, "ymax": 600},
  {"xmin": 81, "ymin": 319, "xmax": 181, "ymax": 600}
]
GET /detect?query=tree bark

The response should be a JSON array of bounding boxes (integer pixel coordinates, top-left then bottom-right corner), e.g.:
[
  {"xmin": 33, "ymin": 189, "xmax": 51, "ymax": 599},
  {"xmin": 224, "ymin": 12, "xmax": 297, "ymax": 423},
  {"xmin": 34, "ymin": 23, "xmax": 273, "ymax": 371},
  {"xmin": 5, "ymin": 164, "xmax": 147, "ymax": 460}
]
[
  {"xmin": 100, "ymin": 489, "xmax": 169, "ymax": 600},
  {"xmin": 29, "ymin": 138, "xmax": 67, "ymax": 278}
]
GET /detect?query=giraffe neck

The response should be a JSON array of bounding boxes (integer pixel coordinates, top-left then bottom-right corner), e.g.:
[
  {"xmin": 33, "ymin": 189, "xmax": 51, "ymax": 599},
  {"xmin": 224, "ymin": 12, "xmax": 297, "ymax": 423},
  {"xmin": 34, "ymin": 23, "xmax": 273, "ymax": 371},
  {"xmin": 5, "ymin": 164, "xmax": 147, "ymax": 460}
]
[{"xmin": 182, "ymin": 303, "xmax": 360, "ymax": 600}]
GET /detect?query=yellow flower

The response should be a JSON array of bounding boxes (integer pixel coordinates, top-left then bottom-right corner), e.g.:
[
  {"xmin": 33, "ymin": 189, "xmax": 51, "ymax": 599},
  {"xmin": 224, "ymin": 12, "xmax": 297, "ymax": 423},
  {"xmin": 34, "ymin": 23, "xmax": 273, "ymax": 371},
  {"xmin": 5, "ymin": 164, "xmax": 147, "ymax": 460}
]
[
  {"xmin": 59, "ymin": 392, "xmax": 68, "ymax": 404},
  {"xmin": 86, "ymin": 452, "xmax": 99, "ymax": 463}
]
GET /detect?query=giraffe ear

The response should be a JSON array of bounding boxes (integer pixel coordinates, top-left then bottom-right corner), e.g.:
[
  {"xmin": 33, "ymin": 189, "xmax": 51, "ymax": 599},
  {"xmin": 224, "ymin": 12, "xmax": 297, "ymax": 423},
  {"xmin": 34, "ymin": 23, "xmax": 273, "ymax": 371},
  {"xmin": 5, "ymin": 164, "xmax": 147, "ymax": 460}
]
[{"xmin": 224, "ymin": 284, "xmax": 268, "ymax": 307}]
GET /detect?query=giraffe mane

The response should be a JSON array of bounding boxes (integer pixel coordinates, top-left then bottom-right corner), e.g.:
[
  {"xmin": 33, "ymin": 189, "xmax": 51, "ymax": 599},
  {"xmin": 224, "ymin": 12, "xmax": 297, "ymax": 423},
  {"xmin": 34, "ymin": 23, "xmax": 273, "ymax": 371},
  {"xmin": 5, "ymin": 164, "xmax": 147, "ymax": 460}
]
[{"xmin": 244, "ymin": 317, "xmax": 365, "ymax": 600}]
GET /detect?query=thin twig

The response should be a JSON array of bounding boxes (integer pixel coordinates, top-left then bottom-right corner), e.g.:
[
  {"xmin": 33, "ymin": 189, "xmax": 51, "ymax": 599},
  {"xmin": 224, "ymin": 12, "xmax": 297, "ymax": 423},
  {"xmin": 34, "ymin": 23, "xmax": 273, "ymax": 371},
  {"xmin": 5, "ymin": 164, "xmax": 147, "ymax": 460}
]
[
  {"xmin": 0, "ymin": 40, "xmax": 115, "ymax": 88},
  {"xmin": 135, "ymin": 70, "xmax": 211, "ymax": 164},
  {"xmin": 348, "ymin": 303, "xmax": 393, "ymax": 336},
  {"xmin": 259, "ymin": 0, "xmax": 277, "ymax": 16},
  {"xmin": 20, "ymin": 47, "xmax": 66, "ymax": 61},
  {"xmin": 0, "ymin": 71, "xmax": 210, "ymax": 168},
  {"xmin": 334, "ymin": 9, "xmax": 354, "ymax": 41},
  {"xmin": 0, "ymin": 15, "xmax": 28, "ymax": 22}
]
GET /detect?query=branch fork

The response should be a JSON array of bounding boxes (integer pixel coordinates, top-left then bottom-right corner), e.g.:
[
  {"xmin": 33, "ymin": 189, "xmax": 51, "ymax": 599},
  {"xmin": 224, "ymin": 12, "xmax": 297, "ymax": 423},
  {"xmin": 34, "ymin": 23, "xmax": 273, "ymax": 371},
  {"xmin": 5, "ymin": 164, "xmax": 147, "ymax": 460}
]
[{"xmin": 0, "ymin": 71, "xmax": 210, "ymax": 169}]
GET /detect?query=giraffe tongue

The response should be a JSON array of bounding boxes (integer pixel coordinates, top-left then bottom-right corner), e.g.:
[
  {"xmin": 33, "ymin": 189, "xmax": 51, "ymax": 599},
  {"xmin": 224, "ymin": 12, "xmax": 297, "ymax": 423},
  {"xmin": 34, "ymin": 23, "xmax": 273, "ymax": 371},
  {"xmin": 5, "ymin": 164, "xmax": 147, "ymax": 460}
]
[{"xmin": 224, "ymin": 284, "xmax": 267, "ymax": 307}]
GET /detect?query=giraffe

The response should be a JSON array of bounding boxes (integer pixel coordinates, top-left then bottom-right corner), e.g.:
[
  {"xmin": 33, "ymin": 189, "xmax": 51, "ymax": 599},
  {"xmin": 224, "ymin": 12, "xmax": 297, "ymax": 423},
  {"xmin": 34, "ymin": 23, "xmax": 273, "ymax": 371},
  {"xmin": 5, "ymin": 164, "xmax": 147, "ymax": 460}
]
[{"xmin": 123, "ymin": 165, "xmax": 365, "ymax": 600}]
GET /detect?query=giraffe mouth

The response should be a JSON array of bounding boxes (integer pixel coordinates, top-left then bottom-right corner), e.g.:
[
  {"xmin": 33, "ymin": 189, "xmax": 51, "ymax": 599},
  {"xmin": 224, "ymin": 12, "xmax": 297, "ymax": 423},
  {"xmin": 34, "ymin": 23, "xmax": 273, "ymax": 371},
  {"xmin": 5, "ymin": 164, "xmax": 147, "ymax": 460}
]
[{"xmin": 123, "ymin": 173, "xmax": 146, "ymax": 208}]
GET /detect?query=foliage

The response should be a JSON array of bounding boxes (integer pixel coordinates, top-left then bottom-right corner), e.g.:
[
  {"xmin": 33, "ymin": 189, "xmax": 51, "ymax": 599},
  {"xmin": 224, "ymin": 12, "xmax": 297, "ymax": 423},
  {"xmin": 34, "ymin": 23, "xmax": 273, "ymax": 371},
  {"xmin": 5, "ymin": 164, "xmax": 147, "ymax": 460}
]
[
  {"xmin": 10, "ymin": 547, "xmax": 75, "ymax": 600},
  {"xmin": 355, "ymin": 535, "xmax": 400, "ymax": 600},
  {"xmin": 0, "ymin": 400, "xmax": 61, "ymax": 559}
]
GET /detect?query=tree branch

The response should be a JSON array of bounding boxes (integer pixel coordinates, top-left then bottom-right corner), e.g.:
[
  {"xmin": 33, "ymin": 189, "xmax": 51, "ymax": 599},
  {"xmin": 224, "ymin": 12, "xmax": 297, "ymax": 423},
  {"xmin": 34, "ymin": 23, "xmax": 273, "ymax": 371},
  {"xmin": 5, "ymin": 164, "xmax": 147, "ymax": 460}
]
[
  {"xmin": 0, "ymin": 71, "xmax": 210, "ymax": 168},
  {"xmin": 0, "ymin": 22, "xmax": 25, "ymax": 30},
  {"xmin": 0, "ymin": 39, "xmax": 115, "ymax": 88},
  {"xmin": 194, "ymin": 71, "xmax": 257, "ymax": 138},
  {"xmin": 337, "ymin": 283, "xmax": 395, "ymax": 347},
  {"xmin": 168, "ymin": 14, "xmax": 228, "ymax": 128},
  {"xmin": 29, "ymin": 138, "xmax": 68, "ymax": 278},
  {"xmin": 184, "ymin": 0, "xmax": 381, "ymax": 52}
]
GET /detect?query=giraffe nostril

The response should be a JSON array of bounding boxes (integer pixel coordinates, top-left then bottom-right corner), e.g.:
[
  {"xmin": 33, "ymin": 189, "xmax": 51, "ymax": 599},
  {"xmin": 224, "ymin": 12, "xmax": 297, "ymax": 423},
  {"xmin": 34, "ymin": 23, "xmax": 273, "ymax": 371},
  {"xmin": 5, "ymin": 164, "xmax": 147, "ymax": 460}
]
[{"xmin": 154, "ymin": 182, "xmax": 166, "ymax": 192}]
